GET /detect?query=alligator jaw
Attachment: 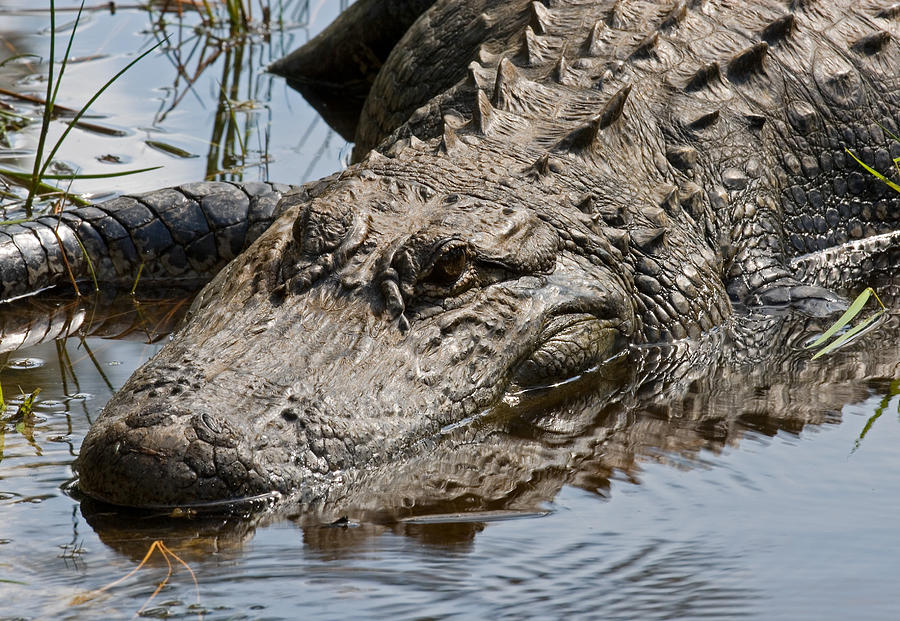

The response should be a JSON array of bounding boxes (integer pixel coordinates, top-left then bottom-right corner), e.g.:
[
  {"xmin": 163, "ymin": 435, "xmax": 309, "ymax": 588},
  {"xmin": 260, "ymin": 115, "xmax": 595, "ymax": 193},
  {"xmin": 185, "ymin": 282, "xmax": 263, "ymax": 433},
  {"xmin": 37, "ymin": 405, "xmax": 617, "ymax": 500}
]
[{"xmin": 75, "ymin": 194, "xmax": 635, "ymax": 509}]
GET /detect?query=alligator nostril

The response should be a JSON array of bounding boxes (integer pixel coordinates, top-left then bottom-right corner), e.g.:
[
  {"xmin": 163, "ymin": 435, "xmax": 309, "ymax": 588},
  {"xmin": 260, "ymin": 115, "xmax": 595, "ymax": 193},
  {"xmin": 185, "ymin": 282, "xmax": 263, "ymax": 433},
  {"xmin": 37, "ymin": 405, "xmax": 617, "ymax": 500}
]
[{"xmin": 281, "ymin": 408, "xmax": 299, "ymax": 422}]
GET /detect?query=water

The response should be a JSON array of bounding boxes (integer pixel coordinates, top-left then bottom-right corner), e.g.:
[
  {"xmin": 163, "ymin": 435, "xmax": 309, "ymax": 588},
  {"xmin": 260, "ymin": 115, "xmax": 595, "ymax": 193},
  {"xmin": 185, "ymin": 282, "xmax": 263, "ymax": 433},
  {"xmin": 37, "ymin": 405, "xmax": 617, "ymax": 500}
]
[{"xmin": 1, "ymin": 3, "xmax": 900, "ymax": 620}]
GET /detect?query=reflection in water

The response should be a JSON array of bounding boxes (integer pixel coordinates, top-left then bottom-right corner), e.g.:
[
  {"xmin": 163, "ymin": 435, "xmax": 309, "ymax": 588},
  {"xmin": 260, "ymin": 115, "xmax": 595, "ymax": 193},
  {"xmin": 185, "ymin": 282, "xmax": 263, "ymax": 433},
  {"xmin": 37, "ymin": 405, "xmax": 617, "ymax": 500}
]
[
  {"xmin": 68, "ymin": 303, "xmax": 900, "ymax": 551},
  {"xmin": 1, "ymin": 2, "xmax": 899, "ymax": 619}
]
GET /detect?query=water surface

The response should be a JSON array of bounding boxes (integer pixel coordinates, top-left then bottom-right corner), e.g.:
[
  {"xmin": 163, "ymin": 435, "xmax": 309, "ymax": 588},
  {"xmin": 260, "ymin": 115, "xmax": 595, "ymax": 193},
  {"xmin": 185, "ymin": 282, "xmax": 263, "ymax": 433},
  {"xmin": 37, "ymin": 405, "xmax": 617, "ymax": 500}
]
[{"xmin": 1, "ymin": 2, "xmax": 900, "ymax": 619}]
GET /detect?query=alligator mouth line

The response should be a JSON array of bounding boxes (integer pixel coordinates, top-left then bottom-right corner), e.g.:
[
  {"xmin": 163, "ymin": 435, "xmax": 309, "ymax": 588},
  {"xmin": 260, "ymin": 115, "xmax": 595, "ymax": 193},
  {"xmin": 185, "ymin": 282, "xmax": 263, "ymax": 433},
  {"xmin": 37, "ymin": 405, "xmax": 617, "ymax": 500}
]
[{"xmin": 73, "ymin": 480, "xmax": 284, "ymax": 515}]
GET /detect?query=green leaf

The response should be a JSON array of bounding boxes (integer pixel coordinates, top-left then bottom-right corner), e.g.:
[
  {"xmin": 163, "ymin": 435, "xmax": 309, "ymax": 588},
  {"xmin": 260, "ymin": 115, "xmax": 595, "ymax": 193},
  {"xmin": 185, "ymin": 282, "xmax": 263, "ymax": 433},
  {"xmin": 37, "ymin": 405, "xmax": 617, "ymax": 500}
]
[
  {"xmin": 806, "ymin": 288, "xmax": 872, "ymax": 349},
  {"xmin": 845, "ymin": 148, "xmax": 900, "ymax": 193},
  {"xmin": 811, "ymin": 309, "xmax": 885, "ymax": 360}
]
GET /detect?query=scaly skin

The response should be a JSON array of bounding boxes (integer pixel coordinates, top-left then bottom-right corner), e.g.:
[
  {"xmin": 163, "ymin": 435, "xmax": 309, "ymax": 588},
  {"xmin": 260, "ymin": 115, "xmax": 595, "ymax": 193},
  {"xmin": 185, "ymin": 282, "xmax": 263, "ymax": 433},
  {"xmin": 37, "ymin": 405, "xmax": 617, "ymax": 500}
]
[
  {"xmin": 0, "ymin": 181, "xmax": 302, "ymax": 303},
  {"xmin": 76, "ymin": 0, "xmax": 899, "ymax": 508}
]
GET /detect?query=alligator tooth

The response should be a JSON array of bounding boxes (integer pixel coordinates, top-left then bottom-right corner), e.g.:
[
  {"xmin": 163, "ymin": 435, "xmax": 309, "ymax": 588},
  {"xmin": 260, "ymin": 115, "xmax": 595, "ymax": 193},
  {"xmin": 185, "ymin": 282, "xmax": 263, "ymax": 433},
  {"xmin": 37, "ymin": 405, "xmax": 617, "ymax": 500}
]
[
  {"xmin": 470, "ymin": 89, "xmax": 498, "ymax": 135},
  {"xmin": 631, "ymin": 31, "xmax": 659, "ymax": 59},
  {"xmin": 684, "ymin": 62, "xmax": 721, "ymax": 91},
  {"xmin": 727, "ymin": 42, "xmax": 768, "ymax": 80},
  {"xmin": 666, "ymin": 145, "xmax": 698, "ymax": 170},
  {"xmin": 659, "ymin": 1, "xmax": 687, "ymax": 29},
  {"xmin": 852, "ymin": 31, "xmax": 892, "ymax": 55},
  {"xmin": 522, "ymin": 25, "xmax": 551, "ymax": 66},
  {"xmin": 492, "ymin": 58, "xmax": 523, "ymax": 110},
  {"xmin": 597, "ymin": 84, "xmax": 632, "ymax": 129},
  {"xmin": 528, "ymin": 1, "xmax": 552, "ymax": 35},
  {"xmin": 760, "ymin": 14, "xmax": 796, "ymax": 43}
]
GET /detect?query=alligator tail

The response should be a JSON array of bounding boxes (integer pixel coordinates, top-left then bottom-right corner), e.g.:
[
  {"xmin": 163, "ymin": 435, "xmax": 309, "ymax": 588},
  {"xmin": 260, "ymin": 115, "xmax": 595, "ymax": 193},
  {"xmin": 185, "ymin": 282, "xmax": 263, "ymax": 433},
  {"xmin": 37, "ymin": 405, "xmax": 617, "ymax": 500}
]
[{"xmin": 0, "ymin": 181, "xmax": 300, "ymax": 303}]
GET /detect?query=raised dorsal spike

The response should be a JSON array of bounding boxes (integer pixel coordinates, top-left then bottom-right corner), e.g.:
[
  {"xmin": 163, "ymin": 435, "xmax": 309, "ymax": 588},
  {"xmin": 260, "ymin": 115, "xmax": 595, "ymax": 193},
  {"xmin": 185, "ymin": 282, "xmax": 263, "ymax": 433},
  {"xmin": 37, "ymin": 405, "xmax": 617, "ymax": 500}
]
[
  {"xmin": 529, "ymin": 1, "xmax": 552, "ymax": 35},
  {"xmin": 658, "ymin": 183, "xmax": 679, "ymax": 208},
  {"xmin": 522, "ymin": 25, "xmax": 550, "ymax": 66},
  {"xmin": 475, "ymin": 12, "xmax": 495, "ymax": 30},
  {"xmin": 687, "ymin": 109, "xmax": 720, "ymax": 130},
  {"xmin": 492, "ymin": 57, "xmax": 522, "ymax": 109},
  {"xmin": 631, "ymin": 31, "xmax": 659, "ymax": 59},
  {"xmin": 576, "ymin": 195, "xmax": 595, "ymax": 214},
  {"xmin": 787, "ymin": 101, "xmax": 817, "ymax": 133},
  {"xmin": 631, "ymin": 227, "xmax": 667, "ymax": 253},
  {"xmin": 553, "ymin": 54, "xmax": 577, "ymax": 85},
  {"xmin": 745, "ymin": 113, "xmax": 766, "ymax": 129},
  {"xmin": 477, "ymin": 45, "xmax": 499, "ymax": 65},
  {"xmin": 684, "ymin": 62, "xmax": 721, "ymax": 91},
  {"xmin": 586, "ymin": 21, "xmax": 609, "ymax": 56},
  {"xmin": 467, "ymin": 61, "xmax": 492, "ymax": 90},
  {"xmin": 852, "ymin": 31, "xmax": 892, "ymax": 54},
  {"xmin": 473, "ymin": 89, "xmax": 496, "ymax": 134},
  {"xmin": 728, "ymin": 42, "xmax": 769, "ymax": 79},
  {"xmin": 660, "ymin": 1, "xmax": 687, "ymax": 29},
  {"xmin": 533, "ymin": 153, "xmax": 552, "ymax": 176},
  {"xmin": 666, "ymin": 145, "xmax": 698, "ymax": 170},
  {"xmin": 556, "ymin": 117, "xmax": 603, "ymax": 153},
  {"xmin": 601, "ymin": 227, "xmax": 630, "ymax": 254},
  {"xmin": 597, "ymin": 84, "xmax": 632, "ymax": 129},
  {"xmin": 606, "ymin": 1, "xmax": 625, "ymax": 28},
  {"xmin": 760, "ymin": 14, "xmax": 796, "ymax": 43},
  {"xmin": 876, "ymin": 4, "xmax": 900, "ymax": 19},
  {"xmin": 440, "ymin": 123, "xmax": 465, "ymax": 156}
]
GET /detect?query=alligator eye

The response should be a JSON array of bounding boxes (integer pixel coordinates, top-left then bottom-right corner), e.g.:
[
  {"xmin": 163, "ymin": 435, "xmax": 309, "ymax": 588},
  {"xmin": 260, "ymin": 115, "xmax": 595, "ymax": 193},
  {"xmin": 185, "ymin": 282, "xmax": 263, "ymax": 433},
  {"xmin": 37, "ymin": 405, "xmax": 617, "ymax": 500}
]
[{"xmin": 424, "ymin": 244, "xmax": 467, "ymax": 287}]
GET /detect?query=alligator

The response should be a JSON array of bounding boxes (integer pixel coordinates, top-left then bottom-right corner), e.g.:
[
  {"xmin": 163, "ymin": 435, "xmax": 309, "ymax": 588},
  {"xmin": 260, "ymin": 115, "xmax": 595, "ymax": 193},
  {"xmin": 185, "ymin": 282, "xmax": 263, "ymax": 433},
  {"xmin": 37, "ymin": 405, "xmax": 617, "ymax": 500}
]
[{"xmin": 64, "ymin": 0, "xmax": 899, "ymax": 509}]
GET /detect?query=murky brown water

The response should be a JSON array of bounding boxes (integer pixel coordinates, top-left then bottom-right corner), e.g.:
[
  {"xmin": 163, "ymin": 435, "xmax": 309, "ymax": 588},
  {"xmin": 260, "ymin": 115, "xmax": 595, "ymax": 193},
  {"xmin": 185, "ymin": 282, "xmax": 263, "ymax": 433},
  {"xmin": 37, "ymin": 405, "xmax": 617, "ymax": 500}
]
[{"xmin": 2, "ymin": 2, "xmax": 900, "ymax": 620}]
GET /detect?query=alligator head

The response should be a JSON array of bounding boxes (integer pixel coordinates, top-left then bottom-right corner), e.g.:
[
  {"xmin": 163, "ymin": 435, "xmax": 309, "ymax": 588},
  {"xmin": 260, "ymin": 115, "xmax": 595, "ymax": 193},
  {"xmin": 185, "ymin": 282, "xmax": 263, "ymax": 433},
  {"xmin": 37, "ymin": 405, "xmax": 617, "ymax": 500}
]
[{"xmin": 75, "ymin": 162, "xmax": 654, "ymax": 509}]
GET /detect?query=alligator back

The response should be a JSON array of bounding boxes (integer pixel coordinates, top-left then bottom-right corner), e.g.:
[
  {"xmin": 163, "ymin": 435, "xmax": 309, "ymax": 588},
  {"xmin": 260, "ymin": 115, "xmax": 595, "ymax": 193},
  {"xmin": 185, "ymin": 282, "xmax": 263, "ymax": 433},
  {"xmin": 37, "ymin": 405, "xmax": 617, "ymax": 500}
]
[{"xmin": 357, "ymin": 0, "xmax": 900, "ymax": 308}]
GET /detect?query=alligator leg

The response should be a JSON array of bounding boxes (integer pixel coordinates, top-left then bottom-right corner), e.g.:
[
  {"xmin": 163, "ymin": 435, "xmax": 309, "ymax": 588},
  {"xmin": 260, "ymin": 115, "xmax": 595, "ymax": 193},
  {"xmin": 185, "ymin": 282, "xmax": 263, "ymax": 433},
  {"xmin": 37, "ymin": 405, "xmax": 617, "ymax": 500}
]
[
  {"xmin": 268, "ymin": 0, "xmax": 437, "ymax": 141},
  {"xmin": 0, "ymin": 181, "xmax": 303, "ymax": 303}
]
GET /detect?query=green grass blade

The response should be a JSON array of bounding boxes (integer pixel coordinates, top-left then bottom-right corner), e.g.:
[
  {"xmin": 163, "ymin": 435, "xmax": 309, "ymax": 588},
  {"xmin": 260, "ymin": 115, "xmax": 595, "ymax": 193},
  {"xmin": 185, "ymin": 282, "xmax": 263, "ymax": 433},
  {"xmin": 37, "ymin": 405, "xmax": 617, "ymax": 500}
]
[
  {"xmin": 38, "ymin": 37, "xmax": 167, "ymax": 181},
  {"xmin": 48, "ymin": 1, "xmax": 85, "ymax": 121},
  {"xmin": 0, "ymin": 167, "xmax": 90, "ymax": 205},
  {"xmin": 845, "ymin": 148, "xmax": 900, "ymax": 193},
  {"xmin": 811, "ymin": 310, "xmax": 885, "ymax": 360},
  {"xmin": 27, "ymin": 0, "xmax": 57, "ymax": 213},
  {"xmin": 805, "ymin": 287, "xmax": 872, "ymax": 349},
  {"xmin": 877, "ymin": 122, "xmax": 900, "ymax": 144},
  {"xmin": 38, "ymin": 166, "xmax": 163, "ymax": 180}
]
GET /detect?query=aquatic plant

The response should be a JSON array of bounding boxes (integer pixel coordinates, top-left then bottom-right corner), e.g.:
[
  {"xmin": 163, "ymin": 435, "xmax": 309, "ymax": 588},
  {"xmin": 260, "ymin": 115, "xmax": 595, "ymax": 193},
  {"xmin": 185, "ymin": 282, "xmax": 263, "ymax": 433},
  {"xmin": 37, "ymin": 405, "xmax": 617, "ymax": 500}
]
[
  {"xmin": 0, "ymin": 0, "xmax": 163, "ymax": 215},
  {"xmin": 806, "ymin": 287, "xmax": 886, "ymax": 360}
]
